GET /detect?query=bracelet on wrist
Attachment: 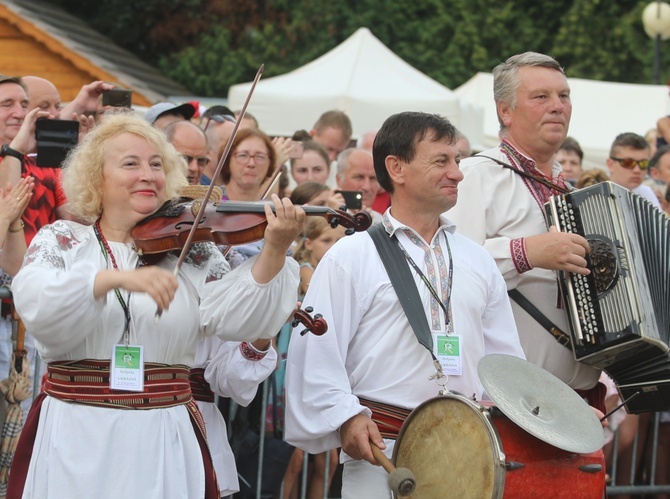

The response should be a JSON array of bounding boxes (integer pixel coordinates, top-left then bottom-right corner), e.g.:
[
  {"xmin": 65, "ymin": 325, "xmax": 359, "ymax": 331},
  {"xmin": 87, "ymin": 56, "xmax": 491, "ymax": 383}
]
[{"xmin": 8, "ymin": 220, "xmax": 24, "ymax": 233}]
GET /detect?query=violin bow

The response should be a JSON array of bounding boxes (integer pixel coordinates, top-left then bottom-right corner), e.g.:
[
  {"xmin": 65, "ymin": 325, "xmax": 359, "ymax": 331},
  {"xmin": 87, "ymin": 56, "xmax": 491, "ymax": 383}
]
[
  {"xmin": 259, "ymin": 163, "xmax": 285, "ymax": 200},
  {"xmin": 157, "ymin": 64, "xmax": 264, "ymax": 319}
]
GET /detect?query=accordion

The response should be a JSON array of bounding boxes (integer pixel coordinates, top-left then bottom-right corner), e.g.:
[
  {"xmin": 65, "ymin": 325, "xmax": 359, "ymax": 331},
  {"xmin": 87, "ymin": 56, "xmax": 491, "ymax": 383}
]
[{"xmin": 546, "ymin": 181, "xmax": 670, "ymax": 414}]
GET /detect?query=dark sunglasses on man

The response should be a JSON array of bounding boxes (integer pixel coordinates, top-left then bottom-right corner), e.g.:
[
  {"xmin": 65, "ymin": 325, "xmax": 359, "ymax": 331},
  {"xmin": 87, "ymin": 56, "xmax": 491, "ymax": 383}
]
[
  {"xmin": 182, "ymin": 155, "xmax": 210, "ymax": 168},
  {"xmin": 203, "ymin": 114, "xmax": 236, "ymax": 131},
  {"xmin": 609, "ymin": 157, "xmax": 650, "ymax": 170}
]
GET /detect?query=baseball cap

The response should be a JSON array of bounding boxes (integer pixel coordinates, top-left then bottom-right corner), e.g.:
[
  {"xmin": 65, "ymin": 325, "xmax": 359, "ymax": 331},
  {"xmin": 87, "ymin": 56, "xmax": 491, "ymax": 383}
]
[{"xmin": 144, "ymin": 102, "xmax": 196, "ymax": 125}]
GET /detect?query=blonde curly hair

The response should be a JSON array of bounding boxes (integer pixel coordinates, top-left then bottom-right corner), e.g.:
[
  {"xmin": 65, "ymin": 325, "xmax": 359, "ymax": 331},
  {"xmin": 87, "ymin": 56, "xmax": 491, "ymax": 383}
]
[{"xmin": 61, "ymin": 111, "xmax": 187, "ymax": 223}]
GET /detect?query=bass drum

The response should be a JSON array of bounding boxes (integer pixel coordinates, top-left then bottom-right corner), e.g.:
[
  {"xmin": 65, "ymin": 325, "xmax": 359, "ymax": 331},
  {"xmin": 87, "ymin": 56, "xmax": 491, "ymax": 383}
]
[{"xmin": 391, "ymin": 393, "xmax": 605, "ymax": 499}]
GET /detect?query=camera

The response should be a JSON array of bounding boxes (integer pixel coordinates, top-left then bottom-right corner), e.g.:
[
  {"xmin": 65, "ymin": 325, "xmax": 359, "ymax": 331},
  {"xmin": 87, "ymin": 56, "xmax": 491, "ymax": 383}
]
[
  {"xmin": 102, "ymin": 89, "xmax": 132, "ymax": 108},
  {"xmin": 335, "ymin": 190, "xmax": 363, "ymax": 211},
  {"xmin": 35, "ymin": 119, "xmax": 79, "ymax": 167}
]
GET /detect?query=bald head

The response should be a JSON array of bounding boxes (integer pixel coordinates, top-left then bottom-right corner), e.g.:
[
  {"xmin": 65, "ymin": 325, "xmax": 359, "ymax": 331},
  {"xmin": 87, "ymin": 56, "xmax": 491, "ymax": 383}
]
[
  {"xmin": 22, "ymin": 76, "xmax": 61, "ymax": 116},
  {"xmin": 165, "ymin": 120, "xmax": 210, "ymax": 185}
]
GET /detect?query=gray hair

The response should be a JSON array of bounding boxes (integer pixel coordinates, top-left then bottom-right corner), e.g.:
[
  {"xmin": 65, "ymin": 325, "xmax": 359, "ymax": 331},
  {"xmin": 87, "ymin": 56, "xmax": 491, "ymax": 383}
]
[
  {"xmin": 492, "ymin": 52, "xmax": 564, "ymax": 134},
  {"xmin": 336, "ymin": 148, "xmax": 358, "ymax": 179}
]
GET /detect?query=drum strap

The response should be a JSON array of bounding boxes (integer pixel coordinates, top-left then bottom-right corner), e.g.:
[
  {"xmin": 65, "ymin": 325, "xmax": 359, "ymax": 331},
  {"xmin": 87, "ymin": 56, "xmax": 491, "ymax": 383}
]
[
  {"xmin": 508, "ymin": 289, "xmax": 572, "ymax": 350},
  {"xmin": 368, "ymin": 224, "xmax": 435, "ymax": 360}
]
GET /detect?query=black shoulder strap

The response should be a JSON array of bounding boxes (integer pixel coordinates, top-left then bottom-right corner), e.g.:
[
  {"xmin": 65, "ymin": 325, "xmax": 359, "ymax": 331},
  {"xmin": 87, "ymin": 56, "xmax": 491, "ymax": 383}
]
[
  {"xmin": 368, "ymin": 224, "xmax": 433, "ymax": 354},
  {"xmin": 507, "ymin": 288, "xmax": 572, "ymax": 349},
  {"xmin": 475, "ymin": 154, "xmax": 571, "ymax": 194}
]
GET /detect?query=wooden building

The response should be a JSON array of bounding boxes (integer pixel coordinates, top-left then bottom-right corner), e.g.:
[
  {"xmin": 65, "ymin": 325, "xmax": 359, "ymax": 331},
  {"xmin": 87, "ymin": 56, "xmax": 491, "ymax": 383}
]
[{"xmin": 0, "ymin": 0, "xmax": 190, "ymax": 106}]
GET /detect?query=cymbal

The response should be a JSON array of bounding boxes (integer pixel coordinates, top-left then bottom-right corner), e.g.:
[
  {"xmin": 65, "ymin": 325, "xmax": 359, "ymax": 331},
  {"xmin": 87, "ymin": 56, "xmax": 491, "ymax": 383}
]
[{"xmin": 477, "ymin": 354, "xmax": 604, "ymax": 454}]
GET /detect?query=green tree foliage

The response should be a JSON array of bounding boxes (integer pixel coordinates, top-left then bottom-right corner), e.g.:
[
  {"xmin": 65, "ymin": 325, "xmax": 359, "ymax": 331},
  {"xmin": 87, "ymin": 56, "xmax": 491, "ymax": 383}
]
[
  {"xmin": 44, "ymin": 0, "xmax": 668, "ymax": 95},
  {"xmin": 552, "ymin": 0, "xmax": 665, "ymax": 83}
]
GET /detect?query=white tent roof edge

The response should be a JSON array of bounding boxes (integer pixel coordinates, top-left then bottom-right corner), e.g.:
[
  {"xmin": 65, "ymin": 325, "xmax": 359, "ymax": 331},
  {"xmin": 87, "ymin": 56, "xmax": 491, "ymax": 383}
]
[{"xmin": 228, "ymin": 27, "xmax": 484, "ymax": 148}]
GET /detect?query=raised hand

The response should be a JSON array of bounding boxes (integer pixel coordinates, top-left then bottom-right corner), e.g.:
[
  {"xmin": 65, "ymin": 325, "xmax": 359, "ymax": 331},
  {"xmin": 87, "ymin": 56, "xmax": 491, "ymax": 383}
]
[
  {"xmin": 60, "ymin": 80, "xmax": 115, "ymax": 119},
  {"xmin": 73, "ymin": 113, "xmax": 97, "ymax": 143},
  {"xmin": 271, "ymin": 136, "xmax": 294, "ymax": 171},
  {"xmin": 252, "ymin": 194, "xmax": 306, "ymax": 284},
  {"xmin": 0, "ymin": 177, "xmax": 34, "ymax": 228},
  {"xmin": 9, "ymin": 107, "xmax": 50, "ymax": 158},
  {"xmin": 263, "ymin": 194, "xmax": 305, "ymax": 255}
]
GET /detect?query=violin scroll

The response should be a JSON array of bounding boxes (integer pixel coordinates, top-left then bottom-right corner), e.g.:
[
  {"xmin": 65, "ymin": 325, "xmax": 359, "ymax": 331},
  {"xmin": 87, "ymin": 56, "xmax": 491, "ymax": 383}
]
[
  {"xmin": 326, "ymin": 208, "xmax": 373, "ymax": 235},
  {"xmin": 292, "ymin": 306, "xmax": 327, "ymax": 336}
]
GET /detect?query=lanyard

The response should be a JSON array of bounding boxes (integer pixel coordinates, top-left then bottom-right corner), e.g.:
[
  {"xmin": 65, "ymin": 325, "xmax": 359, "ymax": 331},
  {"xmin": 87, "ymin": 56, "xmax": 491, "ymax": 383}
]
[
  {"xmin": 393, "ymin": 231, "xmax": 454, "ymax": 332},
  {"xmin": 94, "ymin": 220, "xmax": 132, "ymax": 345}
]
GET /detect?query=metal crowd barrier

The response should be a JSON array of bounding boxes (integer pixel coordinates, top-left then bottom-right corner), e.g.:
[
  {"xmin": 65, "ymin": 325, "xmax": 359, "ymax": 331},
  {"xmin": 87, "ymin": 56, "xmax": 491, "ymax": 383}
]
[
  {"xmin": 226, "ymin": 377, "xmax": 341, "ymax": 499},
  {"xmin": 607, "ymin": 411, "xmax": 670, "ymax": 496}
]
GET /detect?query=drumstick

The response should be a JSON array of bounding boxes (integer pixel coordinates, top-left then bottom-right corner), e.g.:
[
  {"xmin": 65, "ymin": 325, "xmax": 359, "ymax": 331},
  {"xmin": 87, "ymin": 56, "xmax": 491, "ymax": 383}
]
[{"xmin": 370, "ymin": 442, "xmax": 417, "ymax": 497}]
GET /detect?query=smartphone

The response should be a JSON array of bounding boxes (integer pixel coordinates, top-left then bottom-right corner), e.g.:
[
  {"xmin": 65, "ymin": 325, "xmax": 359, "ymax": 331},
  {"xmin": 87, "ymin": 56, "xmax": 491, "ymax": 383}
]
[
  {"xmin": 335, "ymin": 190, "xmax": 363, "ymax": 210},
  {"xmin": 102, "ymin": 89, "xmax": 132, "ymax": 108},
  {"xmin": 288, "ymin": 141, "xmax": 304, "ymax": 159},
  {"xmin": 35, "ymin": 119, "xmax": 79, "ymax": 167}
]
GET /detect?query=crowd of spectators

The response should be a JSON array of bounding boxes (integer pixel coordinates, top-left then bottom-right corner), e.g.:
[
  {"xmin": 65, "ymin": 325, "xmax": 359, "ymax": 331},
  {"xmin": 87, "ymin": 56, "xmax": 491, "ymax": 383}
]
[{"xmin": 0, "ymin": 62, "xmax": 668, "ymax": 498}]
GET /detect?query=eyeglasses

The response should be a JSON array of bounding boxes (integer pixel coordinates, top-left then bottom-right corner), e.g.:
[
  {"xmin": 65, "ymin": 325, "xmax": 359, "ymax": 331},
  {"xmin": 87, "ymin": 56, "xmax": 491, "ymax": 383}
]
[
  {"xmin": 203, "ymin": 114, "xmax": 236, "ymax": 131},
  {"xmin": 233, "ymin": 151, "xmax": 270, "ymax": 166},
  {"xmin": 609, "ymin": 157, "xmax": 650, "ymax": 170},
  {"xmin": 182, "ymin": 154, "xmax": 210, "ymax": 168}
]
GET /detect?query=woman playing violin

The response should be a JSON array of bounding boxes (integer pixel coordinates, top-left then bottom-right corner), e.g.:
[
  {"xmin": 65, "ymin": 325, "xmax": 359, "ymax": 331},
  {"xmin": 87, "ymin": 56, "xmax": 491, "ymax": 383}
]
[{"xmin": 8, "ymin": 112, "xmax": 303, "ymax": 499}]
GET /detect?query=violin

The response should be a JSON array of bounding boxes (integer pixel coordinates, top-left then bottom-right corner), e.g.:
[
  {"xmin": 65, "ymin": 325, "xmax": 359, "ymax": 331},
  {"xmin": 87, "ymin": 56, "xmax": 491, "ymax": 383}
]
[
  {"xmin": 292, "ymin": 306, "xmax": 327, "ymax": 336},
  {"xmin": 131, "ymin": 199, "xmax": 372, "ymax": 256}
]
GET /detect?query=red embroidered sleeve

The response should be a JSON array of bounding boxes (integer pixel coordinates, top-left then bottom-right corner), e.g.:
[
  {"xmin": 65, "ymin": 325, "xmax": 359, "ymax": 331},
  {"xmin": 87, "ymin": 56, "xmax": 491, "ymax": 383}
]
[
  {"xmin": 239, "ymin": 341, "xmax": 268, "ymax": 361},
  {"xmin": 510, "ymin": 237, "xmax": 533, "ymax": 274}
]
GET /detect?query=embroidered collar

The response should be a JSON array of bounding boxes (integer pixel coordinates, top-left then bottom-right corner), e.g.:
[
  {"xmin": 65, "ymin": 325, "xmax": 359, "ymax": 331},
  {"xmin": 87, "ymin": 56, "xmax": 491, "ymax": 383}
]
[
  {"xmin": 499, "ymin": 140, "xmax": 567, "ymax": 207},
  {"xmin": 381, "ymin": 210, "xmax": 455, "ymax": 247}
]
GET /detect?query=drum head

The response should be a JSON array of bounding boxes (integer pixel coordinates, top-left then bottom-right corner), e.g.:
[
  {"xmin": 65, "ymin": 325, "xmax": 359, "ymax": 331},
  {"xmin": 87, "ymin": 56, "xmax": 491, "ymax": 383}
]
[
  {"xmin": 478, "ymin": 354, "xmax": 604, "ymax": 454},
  {"xmin": 392, "ymin": 394, "xmax": 504, "ymax": 499}
]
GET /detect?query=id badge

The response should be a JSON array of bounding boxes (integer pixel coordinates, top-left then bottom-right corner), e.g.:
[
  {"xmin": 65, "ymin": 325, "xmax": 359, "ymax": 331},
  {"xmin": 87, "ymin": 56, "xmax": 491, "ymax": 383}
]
[
  {"xmin": 111, "ymin": 344, "xmax": 144, "ymax": 391},
  {"xmin": 433, "ymin": 333, "xmax": 462, "ymax": 376}
]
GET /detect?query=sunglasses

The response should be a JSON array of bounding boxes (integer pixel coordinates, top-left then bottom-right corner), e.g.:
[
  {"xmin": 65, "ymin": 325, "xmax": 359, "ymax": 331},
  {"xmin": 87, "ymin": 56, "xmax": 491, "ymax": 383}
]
[
  {"xmin": 182, "ymin": 155, "xmax": 210, "ymax": 167},
  {"xmin": 203, "ymin": 114, "xmax": 236, "ymax": 131},
  {"xmin": 609, "ymin": 157, "xmax": 650, "ymax": 170}
]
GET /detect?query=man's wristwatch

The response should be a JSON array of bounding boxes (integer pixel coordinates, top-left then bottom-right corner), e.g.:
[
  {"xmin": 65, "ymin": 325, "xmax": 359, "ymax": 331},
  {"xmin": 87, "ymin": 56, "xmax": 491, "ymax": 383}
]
[{"xmin": 0, "ymin": 144, "xmax": 25, "ymax": 163}]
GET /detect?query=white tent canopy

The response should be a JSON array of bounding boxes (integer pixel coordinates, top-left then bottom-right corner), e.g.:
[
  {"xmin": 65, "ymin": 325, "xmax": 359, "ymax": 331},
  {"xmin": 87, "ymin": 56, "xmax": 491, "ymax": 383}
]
[
  {"xmin": 228, "ymin": 27, "xmax": 484, "ymax": 148},
  {"xmin": 455, "ymin": 72, "xmax": 668, "ymax": 171}
]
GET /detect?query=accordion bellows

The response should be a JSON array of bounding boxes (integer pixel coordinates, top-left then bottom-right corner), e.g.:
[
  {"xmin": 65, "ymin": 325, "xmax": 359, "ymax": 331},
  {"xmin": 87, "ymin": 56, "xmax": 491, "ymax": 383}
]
[{"xmin": 546, "ymin": 181, "xmax": 670, "ymax": 414}]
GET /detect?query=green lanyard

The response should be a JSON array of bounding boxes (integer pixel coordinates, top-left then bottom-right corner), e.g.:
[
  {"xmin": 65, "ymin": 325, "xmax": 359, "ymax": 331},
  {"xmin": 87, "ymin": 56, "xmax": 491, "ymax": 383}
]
[{"xmin": 393, "ymin": 231, "xmax": 454, "ymax": 332}]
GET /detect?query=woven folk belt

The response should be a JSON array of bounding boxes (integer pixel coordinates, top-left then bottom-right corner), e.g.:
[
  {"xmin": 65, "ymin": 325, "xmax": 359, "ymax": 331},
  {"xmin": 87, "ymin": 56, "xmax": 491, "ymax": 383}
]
[
  {"xmin": 359, "ymin": 397, "xmax": 412, "ymax": 439},
  {"xmin": 11, "ymin": 360, "xmax": 219, "ymax": 498},
  {"xmin": 44, "ymin": 359, "xmax": 192, "ymax": 409},
  {"xmin": 189, "ymin": 367, "xmax": 215, "ymax": 403}
]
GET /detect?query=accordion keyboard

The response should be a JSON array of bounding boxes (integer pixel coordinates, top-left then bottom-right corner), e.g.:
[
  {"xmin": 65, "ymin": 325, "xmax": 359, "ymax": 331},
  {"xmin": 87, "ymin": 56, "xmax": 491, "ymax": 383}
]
[
  {"xmin": 550, "ymin": 195, "xmax": 599, "ymax": 345},
  {"xmin": 547, "ymin": 182, "xmax": 670, "ymax": 414},
  {"xmin": 546, "ymin": 182, "xmax": 665, "ymax": 367}
]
